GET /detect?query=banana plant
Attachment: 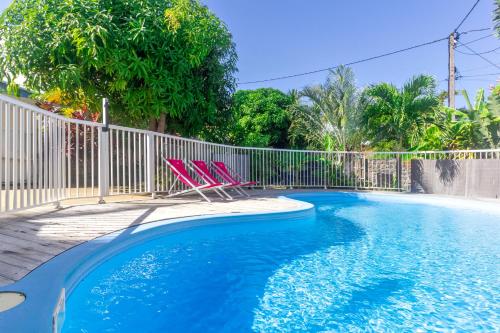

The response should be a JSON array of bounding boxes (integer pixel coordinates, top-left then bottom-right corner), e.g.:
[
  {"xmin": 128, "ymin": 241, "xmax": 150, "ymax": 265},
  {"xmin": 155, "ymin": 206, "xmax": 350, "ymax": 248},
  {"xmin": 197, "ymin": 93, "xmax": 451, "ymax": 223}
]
[
  {"xmin": 459, "ymin": 89, "xmax": 500, "ymax": 148},
  {"xmin": 415, "ymin": 89, "xmax": 500, "ymax": 150}
]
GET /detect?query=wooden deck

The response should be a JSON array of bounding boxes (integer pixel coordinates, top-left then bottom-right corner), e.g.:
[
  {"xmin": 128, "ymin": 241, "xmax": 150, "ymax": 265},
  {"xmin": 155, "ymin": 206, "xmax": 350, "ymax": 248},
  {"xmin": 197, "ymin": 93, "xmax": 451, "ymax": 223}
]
[{"xmin": 0, "ymin": 190, "xmax": 306, "ymax": 286}]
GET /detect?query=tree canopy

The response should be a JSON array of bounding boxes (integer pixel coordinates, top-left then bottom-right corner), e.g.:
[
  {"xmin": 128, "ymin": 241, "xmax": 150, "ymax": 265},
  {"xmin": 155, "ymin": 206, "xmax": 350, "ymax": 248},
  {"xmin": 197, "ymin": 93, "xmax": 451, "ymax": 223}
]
[
  {"xmin": 361, "ymin": 75, "xmax": 440, "ymax": 150},
  {"xmin": 0, "ymin": 0, "xmax": 496, "ymax": 153},
  {"xmin": 417, "ymin": 89, "xmax": 500, "ymax": 150},
  {"xmin": 0, "ymin": 0, "xmax": 237, "ymax": 134},
  {"xmin": 228, "ymin": 88, "xmax": 292, "ymax": 148},
  {"xmin": 288, "ymin": 67, "xmax": 363, "ymax": 151}
]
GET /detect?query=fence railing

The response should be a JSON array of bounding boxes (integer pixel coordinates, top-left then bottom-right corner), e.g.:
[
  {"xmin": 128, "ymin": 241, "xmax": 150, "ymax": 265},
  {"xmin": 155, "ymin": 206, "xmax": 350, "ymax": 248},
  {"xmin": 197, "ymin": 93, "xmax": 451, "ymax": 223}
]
[{"xmin": 1, "ymin": 94, "xmax": 500, "ymax": 212}]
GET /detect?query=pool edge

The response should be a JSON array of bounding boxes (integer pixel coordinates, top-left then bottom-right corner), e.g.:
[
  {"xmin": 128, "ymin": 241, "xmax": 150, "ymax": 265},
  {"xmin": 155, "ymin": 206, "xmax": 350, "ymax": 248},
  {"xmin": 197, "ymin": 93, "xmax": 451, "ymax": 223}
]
[
  {"xmin": 2, "ymin": 191, "xmax": 499, "ymax": 333},
  {"xmin": 0, "ymin": 195, "xmax": 314, "ymax": 333}
]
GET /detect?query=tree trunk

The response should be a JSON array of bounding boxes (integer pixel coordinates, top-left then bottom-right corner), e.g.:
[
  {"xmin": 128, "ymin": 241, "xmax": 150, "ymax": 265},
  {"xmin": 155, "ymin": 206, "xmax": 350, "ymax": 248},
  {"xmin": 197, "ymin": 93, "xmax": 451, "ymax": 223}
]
[
  {"xmin": 148, "ymin": 114, "xmax": 166, "ymax": 133},
  {"xmin": 157, "ymin": 113, "xmax": 166, "ymax": 133},
  {"xmin": 149, "ymin": 117, "xmax": 158, "ymax": 132}
]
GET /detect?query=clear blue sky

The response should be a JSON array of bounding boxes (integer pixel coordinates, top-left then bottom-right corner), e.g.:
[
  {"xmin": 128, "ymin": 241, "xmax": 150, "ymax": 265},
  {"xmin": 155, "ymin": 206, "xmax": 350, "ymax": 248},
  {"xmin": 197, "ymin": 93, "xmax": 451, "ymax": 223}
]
[
  {"xmin": 201, "ymin": 0, "xmax": 499, "ymax": 107},
  {"xmin": 1, "ymin": 0, "xmax": 499, "ymax": 107}
]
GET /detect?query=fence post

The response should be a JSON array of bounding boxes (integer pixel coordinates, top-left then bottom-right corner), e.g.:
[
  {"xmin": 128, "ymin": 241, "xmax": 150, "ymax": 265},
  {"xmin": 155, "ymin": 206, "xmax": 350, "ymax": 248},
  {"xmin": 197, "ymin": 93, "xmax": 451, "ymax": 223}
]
[
  {"xmin": 396, "ymin": 155, "xmax": 402, "ymax": 192},
  {"xmin": 354, "ymin": 153, "xmax": 359, "ymax": 191},
  {"xmin": 98, "ymin": 98, "xmax": 110, "ymax": 203},
  {"xmin": 146, "ymin": 132, "xmax": 155, "ymax": 197}
]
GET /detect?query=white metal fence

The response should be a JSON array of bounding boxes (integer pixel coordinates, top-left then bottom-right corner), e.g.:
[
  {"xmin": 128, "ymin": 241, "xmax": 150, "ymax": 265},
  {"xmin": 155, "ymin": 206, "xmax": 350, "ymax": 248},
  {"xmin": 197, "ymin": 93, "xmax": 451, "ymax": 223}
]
[
  {"xmin": 1, "ymin": 94, "xmax": 500, "ymax": 212},
  {"xmin": 0, "ymin": 95, "xmax": 103, "ymax": 212}
]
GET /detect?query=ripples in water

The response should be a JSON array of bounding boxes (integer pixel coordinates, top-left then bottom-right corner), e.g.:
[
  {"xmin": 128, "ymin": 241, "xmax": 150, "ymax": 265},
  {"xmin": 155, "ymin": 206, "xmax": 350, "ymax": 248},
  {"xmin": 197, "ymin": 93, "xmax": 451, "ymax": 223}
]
[{"xmin": 63, "ymin": 194, "xmax": 500, "ymax": 332}]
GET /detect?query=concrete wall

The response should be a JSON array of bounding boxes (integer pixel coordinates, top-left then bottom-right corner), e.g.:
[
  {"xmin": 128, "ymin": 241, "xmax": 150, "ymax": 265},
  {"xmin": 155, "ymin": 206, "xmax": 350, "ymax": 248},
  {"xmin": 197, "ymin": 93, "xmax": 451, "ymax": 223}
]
[{"xmin": 411, "ymin": 159, "xmax": 500, "ymax": 199}]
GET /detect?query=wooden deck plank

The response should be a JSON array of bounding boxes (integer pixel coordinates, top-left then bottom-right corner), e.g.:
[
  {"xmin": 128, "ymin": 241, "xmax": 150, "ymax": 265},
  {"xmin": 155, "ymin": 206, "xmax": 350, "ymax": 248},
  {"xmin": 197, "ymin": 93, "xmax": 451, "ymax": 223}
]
[
  {"xmin": 0, "ymin": 224, "xmax": 78, "ymax": 246},
  {"xmin": 0, "ymin": 252, "xmax": 42, "ymax": 270},
  {"xmin": 0, "ymin": 234, "xmax": 65, "ymax": 256},
  {"xmin": 0, "ymin": 240, "xmax": 55, "ymax": 263},
  {"xmin": 0, "ymin": 261, "xmax": 32, "ymax": 281},
  {"xmin": 0, "ymin": 274, "xmax": 15, "ymax": 286},
  {"xmin": 0, "ymin": 229, "xmax": 71, "ymax": 251},
  {"xmin": 0, "ymin": 191, "xmax": 306, "ymax": 286}
]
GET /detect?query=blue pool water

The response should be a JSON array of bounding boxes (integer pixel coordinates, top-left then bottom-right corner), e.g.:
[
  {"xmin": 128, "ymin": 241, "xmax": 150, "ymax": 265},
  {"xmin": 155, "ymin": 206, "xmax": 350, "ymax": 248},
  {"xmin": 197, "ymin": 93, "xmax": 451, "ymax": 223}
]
[{"xmin": 62, "ymin": 193, "xmax": 499, "ymax": 332}]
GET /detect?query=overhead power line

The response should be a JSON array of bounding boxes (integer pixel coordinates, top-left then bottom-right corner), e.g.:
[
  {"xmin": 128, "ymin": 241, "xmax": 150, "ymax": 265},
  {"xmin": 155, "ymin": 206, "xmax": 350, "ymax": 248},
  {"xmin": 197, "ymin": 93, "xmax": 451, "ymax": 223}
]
[
  {"xmin": 459, "ymin": 72, "xmax": 500, "ymax": 78},
  {"xmin": 237, "ymin": 1, "xmax": 487, "ymax": 86},
  {"xmin": 456, "ymin": 40, "xmax": 500, "ymax": 70},
  {"xmin": 448, "ymin": 0, "xmax": 482, "ymax": 108},
  {"xmin": 455, "ymin": 46, "xmax": 500, "ymax": 55},
  {"xmin": 454, "ymin": 0, "xmax": 481, "ymax": 32},
  {"xmin": 456, "ymin": 33, "xmax": 494, "ymax": 47},
  {"xmin": 460, "ymin": 27, "xmax": 491, "ymax": 34},
  {"xmin": 463, "ymin": 78, "xmax": 498, "ymax": 83},
  {"xmin": 442, "ymin": 74, "xmax": 500, "ymax": 82},
  {"xmin": 460, "ymin": 63, "xmax": 500, "ymax": 72},
  {"xmin": 238, "ymin": 36, "xmax": 448, "ymax": 85}
]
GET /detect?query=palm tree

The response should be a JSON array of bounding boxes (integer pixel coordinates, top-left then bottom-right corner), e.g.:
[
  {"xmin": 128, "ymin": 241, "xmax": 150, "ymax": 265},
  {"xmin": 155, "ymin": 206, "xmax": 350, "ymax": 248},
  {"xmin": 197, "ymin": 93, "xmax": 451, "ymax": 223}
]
[
  {"xmin": 361, "ymin": 75, "xmax": 439, "ymax": 150},
  {"xmin": 288, "ymin": 66, "xmax": 362, "ymax": 151}
]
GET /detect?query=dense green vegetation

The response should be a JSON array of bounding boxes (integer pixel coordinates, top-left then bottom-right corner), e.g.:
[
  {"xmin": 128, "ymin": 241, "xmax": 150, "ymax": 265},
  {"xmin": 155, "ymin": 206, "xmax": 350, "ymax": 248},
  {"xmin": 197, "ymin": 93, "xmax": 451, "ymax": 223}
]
[
  {"xmin": 0, "ymin": 0, "xmax": 498, "ymax": 152},
  {"xmin": 416, "ymin": 90, "xmax": 500, "ymax": 150},
  {"xmin": 287, "ymin": 73, "xmax": 499, "ymax": 151},
  {"xmin": 288, "ymin": 67, "xmax": 363, "ymax": 151},
  {"xmin": 224, "ymin": 72, "xmax": 498, "ymax": 151},
  {"xmin": 225, "ymin": 88, "xmax": 292, "ymax": 148},
  {"xmin": 362, "ymin": 75, "xmax": 440, "ymax": 150},
  {"xmin": 0, "ymin": 0, "xmax": 237, "ymax": 135}
]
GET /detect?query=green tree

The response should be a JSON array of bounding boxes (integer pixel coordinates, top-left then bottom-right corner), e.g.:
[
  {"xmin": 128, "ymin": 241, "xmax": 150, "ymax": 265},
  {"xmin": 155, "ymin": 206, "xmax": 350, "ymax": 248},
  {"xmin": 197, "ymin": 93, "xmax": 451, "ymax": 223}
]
[
  {"xmin": 488, "ymin": 84, "xmax": 500, "ymax": 117},
  {"xmin": 287, "ymin": 89, "xmax": 314, "ymax": 149},
  {"xmin": 0, "ymin": 0, "xmax": 237, "ymax": 134},
  {"xmin": 415, "ymin": 107, "xmax": 476, "ymax": 150},
  {"xmin": 288, "ymin": 66, "xmax": 363, "ymax": 151},
  {"xmin": 228, "ymin": 88, "xmax": 292, "ymax": 148},
  {"xmin": 459, "ymin": 89, "xmax": 500, "ymax": 148},
  {"xmin": 361, "ymin": 75, "xmax": 440, "ymax": 150},
  {"xmin": 416, "ymin": 89, "xmax": 500, "ymax": 150}
]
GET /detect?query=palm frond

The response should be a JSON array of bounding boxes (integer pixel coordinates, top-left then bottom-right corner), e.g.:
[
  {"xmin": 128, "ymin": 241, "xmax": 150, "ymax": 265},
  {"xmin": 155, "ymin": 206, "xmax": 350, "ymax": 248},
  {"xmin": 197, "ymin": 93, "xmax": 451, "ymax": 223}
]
[{"xmin": 294, "ymin": 66, "xmax": 361, "ymax": 151}]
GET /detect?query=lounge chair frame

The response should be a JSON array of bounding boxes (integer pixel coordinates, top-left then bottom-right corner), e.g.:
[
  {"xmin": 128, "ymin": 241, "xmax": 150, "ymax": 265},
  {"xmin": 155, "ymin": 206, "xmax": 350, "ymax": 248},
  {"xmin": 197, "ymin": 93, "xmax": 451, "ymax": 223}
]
[
  {"xmin": 190, "ymin": 160, "xmax": 248, "ymax": 199},
  {"xmin": 163, "ymin": 157, "xmax": 228, "ymax": 202},
  {"xmin": 210, "ymin": 161, "xmax": 256, "ymax": 197}
]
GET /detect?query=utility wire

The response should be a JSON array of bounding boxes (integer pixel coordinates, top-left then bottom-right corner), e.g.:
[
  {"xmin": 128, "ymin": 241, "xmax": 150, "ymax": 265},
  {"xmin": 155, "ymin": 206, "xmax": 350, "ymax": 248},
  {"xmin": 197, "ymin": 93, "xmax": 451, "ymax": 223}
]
[
  {"xmin": 460, "ymin": 63, "xmax": 500, "ymax": 72},
  {"xmin": 460, "ymin": 27, "xmax": 491, "ymax": 34},
  {"xmin": 238, "ymin": 36, "xmax": 448, "ymax": 85},
  {"xmin": 238, "ymin": 1, "xmax": 486, "ymax": 86},
  {"xmin": 459, "ymin": 72, "xmax": 500, "ymax": 78},
  {"xmin": 455, "ymin": 46, "xmax": 500, "ymax": 55},
  {"xmin": 442, "ymin": 75, "xmax": 499, "ymax": 82},
  {"xmin": 463, "ymin": 78, "xmax": 498, "ymax": 83},
  {"xmin": 454, "ymin": 0, "xmax": 481, "ymax": 32},
  {"xmin": 456, "ymin": 40, "xmax": 500, "ymax": 70},
  {"xmin": 456, "ymin": 33, "xmax": 494, "ymax": 47}
]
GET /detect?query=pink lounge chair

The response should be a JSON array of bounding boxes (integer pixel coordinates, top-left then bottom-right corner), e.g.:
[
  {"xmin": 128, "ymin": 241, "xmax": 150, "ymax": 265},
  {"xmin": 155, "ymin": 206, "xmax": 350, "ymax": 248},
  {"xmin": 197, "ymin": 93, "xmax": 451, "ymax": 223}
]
[
  {"xmin": 191, "ymin": 160, "xmax": 242, "ymax": 199},
  {"xmin": 163, "ymin": 158, "xmax": 227, "ymax": 202},
  {"xmin": 211, "ymin": 161, "xmax": 256, "ymax": 197}
]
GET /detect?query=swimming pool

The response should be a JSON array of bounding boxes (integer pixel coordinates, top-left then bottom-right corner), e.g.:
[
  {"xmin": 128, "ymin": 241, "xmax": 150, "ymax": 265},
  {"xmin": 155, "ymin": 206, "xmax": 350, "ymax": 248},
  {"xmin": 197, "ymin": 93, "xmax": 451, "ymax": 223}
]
[
  {"xmin": 0, "ymin": 193, "xmax": 498, "ymax": 332},
  {"xmin": 56, "ymin": 193, "xmax": 499, "ymax": 332}
]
